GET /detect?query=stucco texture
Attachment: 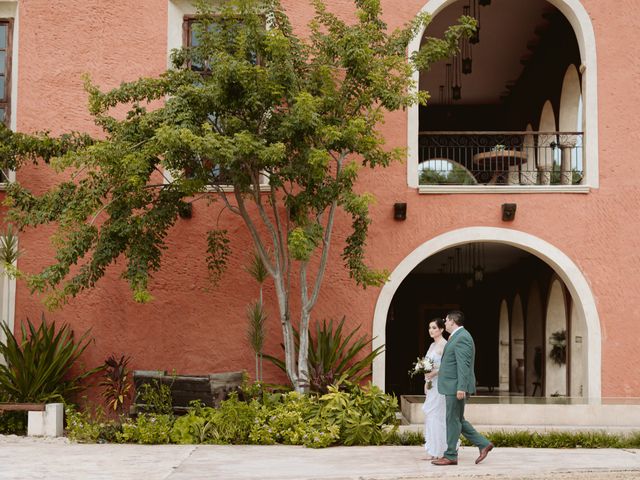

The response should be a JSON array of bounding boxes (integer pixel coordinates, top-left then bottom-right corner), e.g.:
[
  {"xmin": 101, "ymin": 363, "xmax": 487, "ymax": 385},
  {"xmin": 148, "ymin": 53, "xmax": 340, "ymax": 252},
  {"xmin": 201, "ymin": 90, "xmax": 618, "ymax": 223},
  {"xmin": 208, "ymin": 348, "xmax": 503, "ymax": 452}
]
[{"xmin": 2, "ymin": 0, "xmax": 638, "ymax": 398}]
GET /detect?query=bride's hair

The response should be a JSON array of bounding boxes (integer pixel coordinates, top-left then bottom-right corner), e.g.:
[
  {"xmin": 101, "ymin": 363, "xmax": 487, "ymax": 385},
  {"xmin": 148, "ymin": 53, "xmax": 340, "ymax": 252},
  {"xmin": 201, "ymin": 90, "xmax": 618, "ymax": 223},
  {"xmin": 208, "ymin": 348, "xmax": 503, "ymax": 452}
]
[{"xmin": 429, "ymin": 317, "xmax": 445, "ymax": 330}]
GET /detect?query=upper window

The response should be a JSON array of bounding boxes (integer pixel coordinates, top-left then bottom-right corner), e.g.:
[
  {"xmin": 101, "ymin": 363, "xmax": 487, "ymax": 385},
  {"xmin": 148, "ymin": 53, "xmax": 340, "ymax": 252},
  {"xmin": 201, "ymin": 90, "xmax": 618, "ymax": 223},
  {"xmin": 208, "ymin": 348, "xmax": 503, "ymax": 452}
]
[
  {"xmin": 409, "ymin": 0, "xmax": 596, "ymax": 192},
  {"xmin": 0, "ymin": 19, "xmax": 12, "ymax": 128},
  {"xmin": 179, "ymin": 16, "xmax": 264, "ymax": 190}
]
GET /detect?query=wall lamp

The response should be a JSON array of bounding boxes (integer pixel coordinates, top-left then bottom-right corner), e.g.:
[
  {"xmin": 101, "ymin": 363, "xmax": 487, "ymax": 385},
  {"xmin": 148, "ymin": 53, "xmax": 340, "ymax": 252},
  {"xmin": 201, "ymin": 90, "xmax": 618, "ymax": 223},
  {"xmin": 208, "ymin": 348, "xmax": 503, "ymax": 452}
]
[
  {"xmin": 393, "ymin": 203, "xmax": 407, "ymax": 221},
  {"xmin": 501, "ymin": 203, "xmax": 516, "ymax": 222}
]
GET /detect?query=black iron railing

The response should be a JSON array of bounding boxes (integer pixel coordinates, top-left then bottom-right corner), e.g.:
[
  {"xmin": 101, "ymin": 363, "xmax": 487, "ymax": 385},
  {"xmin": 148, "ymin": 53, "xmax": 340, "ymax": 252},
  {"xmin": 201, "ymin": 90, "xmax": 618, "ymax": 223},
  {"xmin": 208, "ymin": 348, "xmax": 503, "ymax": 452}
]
[{"xmin": 419, "ymin": 131, "xmax": 584, "ymax": 186}]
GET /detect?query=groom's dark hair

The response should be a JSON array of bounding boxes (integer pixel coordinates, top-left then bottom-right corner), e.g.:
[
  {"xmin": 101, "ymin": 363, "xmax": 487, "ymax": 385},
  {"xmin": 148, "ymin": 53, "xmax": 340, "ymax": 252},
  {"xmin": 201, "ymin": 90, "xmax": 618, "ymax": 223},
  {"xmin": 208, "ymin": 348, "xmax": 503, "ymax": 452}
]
[{"xmin": 447, "ymin": 310, "xmax": 465, "ymax": 326}]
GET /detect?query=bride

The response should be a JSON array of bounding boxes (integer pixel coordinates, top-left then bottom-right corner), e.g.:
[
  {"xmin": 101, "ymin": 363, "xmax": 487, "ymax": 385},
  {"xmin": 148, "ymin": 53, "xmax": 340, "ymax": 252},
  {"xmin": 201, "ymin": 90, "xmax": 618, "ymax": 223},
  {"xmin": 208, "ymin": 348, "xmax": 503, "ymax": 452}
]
[{"xmin": 421, "ymin": 317, "xmax": 447, "ymax": 459}]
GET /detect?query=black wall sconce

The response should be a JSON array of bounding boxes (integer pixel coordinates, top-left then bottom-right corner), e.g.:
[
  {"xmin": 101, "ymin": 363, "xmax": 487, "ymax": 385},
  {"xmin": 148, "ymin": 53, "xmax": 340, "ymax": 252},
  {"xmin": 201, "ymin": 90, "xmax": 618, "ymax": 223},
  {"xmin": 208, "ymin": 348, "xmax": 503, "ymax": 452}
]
[
  {"xmin": 393, "ymin": 203, "xmax": 407, "ymax": 221},
  {"xmin": 502, "ymin": 203, "xmax": 516, "ymax": 222}
]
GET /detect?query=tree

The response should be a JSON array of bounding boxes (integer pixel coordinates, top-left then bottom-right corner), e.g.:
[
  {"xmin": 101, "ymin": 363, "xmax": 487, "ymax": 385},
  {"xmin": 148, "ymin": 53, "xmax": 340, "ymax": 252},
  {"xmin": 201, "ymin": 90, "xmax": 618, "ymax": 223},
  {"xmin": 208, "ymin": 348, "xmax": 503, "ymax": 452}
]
[{"xmin": 0, "ymin": 0, "xmax": 474, "ymax": 392}]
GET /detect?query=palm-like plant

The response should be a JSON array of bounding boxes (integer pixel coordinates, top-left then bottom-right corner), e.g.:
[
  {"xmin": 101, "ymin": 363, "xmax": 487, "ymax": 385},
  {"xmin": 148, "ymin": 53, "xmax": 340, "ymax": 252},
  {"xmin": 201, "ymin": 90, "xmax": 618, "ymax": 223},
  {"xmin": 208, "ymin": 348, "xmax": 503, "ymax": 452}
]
[
  {"xmin": 0, "ymin": 315, "xmax": 99, "ymax": 402},
  {"xmin": 246, "ymin": 251, "xmax": 269, "ymax": 381},
  {"xmin": 99, "ymin": 354, "xmax": 132, "ymax": 413},
  {"xmin": 265, "ymin": 317, "xmax": 384, "ymax": 394},
  {"xmin": 0, "ymin": 224, "xmax": 20, "ymax": 266}
]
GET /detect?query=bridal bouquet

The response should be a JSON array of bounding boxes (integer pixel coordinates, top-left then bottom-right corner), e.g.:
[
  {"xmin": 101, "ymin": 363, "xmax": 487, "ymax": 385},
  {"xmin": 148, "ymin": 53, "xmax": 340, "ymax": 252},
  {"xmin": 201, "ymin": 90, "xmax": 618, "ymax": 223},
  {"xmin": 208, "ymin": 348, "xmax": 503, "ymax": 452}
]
[{"xmin": 409, "ymin": 356, "xmax": 435, "ymax": 389}]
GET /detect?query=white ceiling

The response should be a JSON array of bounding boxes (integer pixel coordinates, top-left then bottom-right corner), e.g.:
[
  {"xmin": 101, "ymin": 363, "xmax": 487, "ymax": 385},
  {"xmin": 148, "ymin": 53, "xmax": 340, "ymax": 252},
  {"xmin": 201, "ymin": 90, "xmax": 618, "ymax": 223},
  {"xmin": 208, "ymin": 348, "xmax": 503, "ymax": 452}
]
[{"xmin": 419, "ymin": 0, "xmax": 554, "ymax": 105}]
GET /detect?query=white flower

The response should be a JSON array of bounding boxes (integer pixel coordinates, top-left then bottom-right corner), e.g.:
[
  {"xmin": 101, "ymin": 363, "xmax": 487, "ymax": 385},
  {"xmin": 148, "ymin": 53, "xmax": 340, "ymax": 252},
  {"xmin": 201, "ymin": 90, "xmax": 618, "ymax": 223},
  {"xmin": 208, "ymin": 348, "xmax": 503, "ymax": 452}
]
[{"xmin": 409, "ymin": 355, "xmax": 434, "ymax": 377}]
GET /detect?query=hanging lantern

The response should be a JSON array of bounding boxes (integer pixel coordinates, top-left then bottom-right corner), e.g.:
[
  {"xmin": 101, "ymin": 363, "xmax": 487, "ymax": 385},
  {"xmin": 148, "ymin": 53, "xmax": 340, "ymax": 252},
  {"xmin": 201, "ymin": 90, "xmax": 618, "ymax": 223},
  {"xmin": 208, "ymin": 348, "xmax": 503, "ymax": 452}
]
[
  {"xmin": 462, "ymin": 58, "xmax": 472, "ymax": 74},
  {"xmin": 479, "ymin": 0, "xmax": 491, "ymax": 6},
  {"xmin": 461, "ymin": 5, "xmax": 473, "ymax": 74},
  {"xmin": 470, "ymin": 26, "xmax": 480, "ymax": 44},
  {"xmin": 452, "ymin": 85, "xmax": 461, "ymax": 100}
]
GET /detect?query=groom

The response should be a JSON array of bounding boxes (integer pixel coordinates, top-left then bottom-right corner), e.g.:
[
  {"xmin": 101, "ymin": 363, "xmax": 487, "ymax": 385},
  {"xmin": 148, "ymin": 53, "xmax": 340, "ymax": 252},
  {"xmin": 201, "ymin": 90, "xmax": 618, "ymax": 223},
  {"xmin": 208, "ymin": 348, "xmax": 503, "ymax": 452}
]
[{"xmin": 432, "ymin": 310, "xmax": 494, "ymax": 466}]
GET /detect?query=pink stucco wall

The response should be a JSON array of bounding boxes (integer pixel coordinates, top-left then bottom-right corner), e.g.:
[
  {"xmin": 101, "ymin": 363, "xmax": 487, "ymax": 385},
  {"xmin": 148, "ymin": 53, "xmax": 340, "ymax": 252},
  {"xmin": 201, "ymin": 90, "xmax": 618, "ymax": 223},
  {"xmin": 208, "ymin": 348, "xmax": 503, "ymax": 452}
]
[{"xmin": 3, "ymin": 0, "xmax": 639, "ymax": 398}]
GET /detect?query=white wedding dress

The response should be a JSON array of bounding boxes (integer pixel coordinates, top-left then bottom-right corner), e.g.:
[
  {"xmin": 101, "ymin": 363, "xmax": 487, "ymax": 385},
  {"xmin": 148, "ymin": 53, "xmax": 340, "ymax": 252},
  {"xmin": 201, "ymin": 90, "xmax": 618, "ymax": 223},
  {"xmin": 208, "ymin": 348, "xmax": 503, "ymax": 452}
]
[{"xmin": 421, "ymin": 343, "xmax": 447, "ymax": 458}]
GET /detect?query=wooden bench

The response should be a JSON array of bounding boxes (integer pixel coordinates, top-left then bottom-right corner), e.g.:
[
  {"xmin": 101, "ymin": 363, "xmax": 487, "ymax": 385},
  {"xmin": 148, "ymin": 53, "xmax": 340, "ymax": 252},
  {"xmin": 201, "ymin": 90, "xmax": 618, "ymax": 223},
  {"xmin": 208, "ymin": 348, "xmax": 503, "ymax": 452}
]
[
  {"xmin": 131, "ymin": 370, "xmax": 244, "ymax": 416},
  {"xmin": 0, "ymin": 403, "xmax": 46, "ymax": 413},
  {"xmin": 0, "ymin": 402, "xmax": 63, "ymax": 436}
]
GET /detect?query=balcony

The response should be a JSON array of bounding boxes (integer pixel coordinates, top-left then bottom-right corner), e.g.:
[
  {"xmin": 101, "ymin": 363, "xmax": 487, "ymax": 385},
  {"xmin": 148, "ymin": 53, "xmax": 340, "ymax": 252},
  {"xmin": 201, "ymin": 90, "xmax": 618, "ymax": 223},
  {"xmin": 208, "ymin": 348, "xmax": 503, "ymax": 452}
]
[{"xmin": 418, "ymin": 131, "xmax": 585, "ymax": 192}]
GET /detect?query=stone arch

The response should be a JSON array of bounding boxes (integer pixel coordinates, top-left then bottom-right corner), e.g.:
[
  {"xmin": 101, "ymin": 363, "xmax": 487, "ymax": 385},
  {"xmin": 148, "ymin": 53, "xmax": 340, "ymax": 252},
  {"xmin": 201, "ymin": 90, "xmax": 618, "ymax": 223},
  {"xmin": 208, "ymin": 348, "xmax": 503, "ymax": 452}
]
[
  {"xmin": 570, "ymin": 301, "xmax": 587, "ymax": 397},
  {"xmin": 525, "ymin": 280, "xmax": 544, "ymax": 395},
  {"xmin": 511, "ymin": 295, "xmax": 525, "ymax": 393},
  {"xmin": 407, "ymin": 0, "xmax": 598, "ymax": 188},
  {"xmin": 538, "ymin": 100, "xmax": 557, "ymax": 185},
  {"xmin": 498, "ymin": 299, "xmax": 510, "ymax": 391},
  {"xmin": 545, "ymin": 277, "xmax": 568, "ymax": 396},
  {"xmin": 559, "ymin": 65, "xmax": 581, "ymax": 132},
  {"xmin": 372, "ymin": 227, "xmax": 601, "ymax": 401},
  {"xmin": 558, "ymin": 64, "xmax": 583, "ymax": 184}
]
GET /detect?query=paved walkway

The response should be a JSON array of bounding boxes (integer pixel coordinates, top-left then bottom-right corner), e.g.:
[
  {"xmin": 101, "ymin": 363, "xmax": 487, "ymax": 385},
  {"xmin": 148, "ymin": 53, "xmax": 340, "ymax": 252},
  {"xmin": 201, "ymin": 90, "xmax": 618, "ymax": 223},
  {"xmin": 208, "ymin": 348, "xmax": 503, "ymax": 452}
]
[{"xmin": 0, "ymin": 436, "xmax": 639, "ymax": 479}]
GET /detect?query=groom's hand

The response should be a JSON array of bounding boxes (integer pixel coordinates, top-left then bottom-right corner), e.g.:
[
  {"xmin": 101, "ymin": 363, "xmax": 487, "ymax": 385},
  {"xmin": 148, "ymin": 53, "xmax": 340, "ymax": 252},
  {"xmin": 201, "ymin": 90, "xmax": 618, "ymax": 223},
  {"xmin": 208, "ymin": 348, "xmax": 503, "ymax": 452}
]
[{"xmin": 456, "ymin": 390, "xmax": 465, "ymax": 400}]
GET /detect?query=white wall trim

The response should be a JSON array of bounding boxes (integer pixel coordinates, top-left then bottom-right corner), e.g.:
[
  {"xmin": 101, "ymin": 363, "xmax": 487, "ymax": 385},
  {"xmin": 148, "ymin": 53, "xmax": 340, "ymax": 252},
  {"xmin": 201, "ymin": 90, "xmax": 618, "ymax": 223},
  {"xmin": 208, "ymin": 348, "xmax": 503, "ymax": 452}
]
[
  {"xmin": 0, "ymin": 1, "xmax": 19, "ymax": 190},
  {"xmin": 418, "ymin": 185, "xmax": 590, "ymax": 194},
  {"xmin": 372, "ymin": 227, "xmax": 602, "ymax": 402},
  {"xmin": 0, "ymin": 236, "xmax": 17, "ymax": 358},
  {"xmin": 407, "ymin": 0, "xmax": 599, "ymax": 189}
]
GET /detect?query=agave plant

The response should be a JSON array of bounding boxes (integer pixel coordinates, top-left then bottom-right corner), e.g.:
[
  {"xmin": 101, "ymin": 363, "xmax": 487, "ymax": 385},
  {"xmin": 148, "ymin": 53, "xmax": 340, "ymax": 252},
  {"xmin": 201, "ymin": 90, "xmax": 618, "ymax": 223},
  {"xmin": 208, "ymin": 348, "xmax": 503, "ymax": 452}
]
[
  {"xmin": 0, "ymin": 315, "xmax": 100, "ymax": 403},
  {"xmin": 265, "ymin": 317, "xmax": 384, "ymax": 394}
]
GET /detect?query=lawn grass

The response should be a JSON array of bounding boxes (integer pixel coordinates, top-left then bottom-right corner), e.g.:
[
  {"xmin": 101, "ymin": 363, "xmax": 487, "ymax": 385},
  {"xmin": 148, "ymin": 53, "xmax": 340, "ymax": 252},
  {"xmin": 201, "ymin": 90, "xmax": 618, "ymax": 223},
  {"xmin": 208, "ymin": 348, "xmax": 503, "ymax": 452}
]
[{"xmin": 392, "ymin": 430, "xmax": 640, "ymax": 448}]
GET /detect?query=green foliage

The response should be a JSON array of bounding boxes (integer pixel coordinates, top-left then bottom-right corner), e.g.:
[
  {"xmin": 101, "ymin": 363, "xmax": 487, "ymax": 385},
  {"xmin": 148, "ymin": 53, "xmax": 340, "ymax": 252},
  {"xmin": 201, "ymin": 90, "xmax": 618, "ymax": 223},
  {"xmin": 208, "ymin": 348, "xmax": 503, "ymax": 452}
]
[
  {"xmin": 0, "ymin": 411, "xmax": 27, "ymax": 435},
  {"xmin": 0, "ymin": 315, "xmax": 99, "ymax": 403},
  {"xmin": 384, "ymin": 430, "xmax": 426, "ymax": 446},
  {"xmin": 247, "ymin": 391, "xmax": 339, "ymax": 448},
  {"xmin": 266, "ymin": 317, "xmax": 383, "ymax": 394},
  {"xmin": 136, "ymin": 380, "xmax": 173, "ymax": 415},
  {"xmin": 205, "ymin": 229, "xmax": 231, "ymax": 286},
  {"xmin": 99, "ymin": 354, "xmax": 132, "ymax": 413},
  {"xmin": 118, "ymin": 414, "xmax": 174, "ymax": 444},
  {"xmin": 0, "ymin": 224, "xmax": 20, "ymax": 266},
  {"xmin": 245, "ymin": 250, "xmax": 268, "ymax": 285},
  {"xmin": 247, "ymin": 301, "xmax": 266, "ymax": 373},
  {"xmin": 550, "ymin": 162, "xmax": 583, "ymax": 185},
  {"xmin": 419, "ymin": 163, "xmax": 476, "ymax": 185},
  {"xmin": 311, "ymin": 383, "xmax": 398, "ymax": 446},
  {"xmin": 0, "ymin": 0, "xmax": 472, "ymax": 391},
  {"xmin": 65, "ymin": 405, "xmax": 123, "ymax": 443},
  {"xmin": 0, "ymin": 0, "xmax": 470, "ymax": 298},
  {"xmin": 475, "ymin": 430, "xmax": 640, "ymax": 449},
  {"xmin": 170, "ymin": 401, "xmax": 218, "ymax": 444}
]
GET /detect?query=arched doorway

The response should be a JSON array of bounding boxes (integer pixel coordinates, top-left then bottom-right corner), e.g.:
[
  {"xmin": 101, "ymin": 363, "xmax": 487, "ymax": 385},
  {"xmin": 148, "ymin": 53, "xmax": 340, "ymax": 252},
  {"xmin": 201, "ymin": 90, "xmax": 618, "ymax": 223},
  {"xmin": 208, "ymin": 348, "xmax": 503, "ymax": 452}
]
[
  {"xmin": 407, "ymin": 0, "xmax": 598, "ymax": 189},
  {"xmin": 372, "ymin": 227, "xmax": 601, "ymax": 401}
]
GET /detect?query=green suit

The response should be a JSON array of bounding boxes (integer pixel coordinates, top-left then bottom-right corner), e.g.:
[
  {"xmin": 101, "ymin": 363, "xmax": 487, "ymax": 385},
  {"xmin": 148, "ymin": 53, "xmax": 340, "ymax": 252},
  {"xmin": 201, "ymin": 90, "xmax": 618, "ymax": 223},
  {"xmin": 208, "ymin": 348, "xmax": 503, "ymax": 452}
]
[{"xmin": 437, "ymin": 327, "xmax": 490, "ymax": 460}]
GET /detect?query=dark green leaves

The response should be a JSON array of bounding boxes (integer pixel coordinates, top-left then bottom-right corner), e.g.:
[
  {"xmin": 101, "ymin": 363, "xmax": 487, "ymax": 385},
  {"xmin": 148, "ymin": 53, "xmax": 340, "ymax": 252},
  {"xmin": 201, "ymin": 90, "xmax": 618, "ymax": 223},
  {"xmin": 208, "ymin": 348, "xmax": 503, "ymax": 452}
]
[{"xmin": 0, "ymin": 315, "xmax": 100, "ymax": 403}]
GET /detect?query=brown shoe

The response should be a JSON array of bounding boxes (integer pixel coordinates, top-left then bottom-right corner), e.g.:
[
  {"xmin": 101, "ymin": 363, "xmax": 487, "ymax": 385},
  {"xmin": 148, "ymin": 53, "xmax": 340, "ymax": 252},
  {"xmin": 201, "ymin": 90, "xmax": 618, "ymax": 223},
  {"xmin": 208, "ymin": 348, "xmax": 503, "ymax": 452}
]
[
  {"xmin": 431, "ymin": 457, "xmax": 457, "ymax": 466},
  {"xmin": 475, "ymin": 443, "xmax": 494, "ymax": 464}
]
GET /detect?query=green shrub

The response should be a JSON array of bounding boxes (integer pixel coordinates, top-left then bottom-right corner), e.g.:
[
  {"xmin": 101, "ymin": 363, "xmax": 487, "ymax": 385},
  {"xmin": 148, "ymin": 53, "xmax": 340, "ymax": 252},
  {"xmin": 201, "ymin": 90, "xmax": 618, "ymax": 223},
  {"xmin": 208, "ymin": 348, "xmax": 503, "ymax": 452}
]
[
  {"xmin": 385, "ymin": 430, "xmax": 425, "ymax": 446},
  {"xmin": 118, "ymin": 414, "xmax": 174, "ymax": 444},
  {"xmin": 0, "ymin": 315, "xmax": 100, "ymax": 403},
  {"xmin": 170, "ymin": 402, "xmax": 217, "ymax": 444},
  {"xmin": 458, "ymin": 430, "xmax": 640, "ymax": 449},
  {"xmin": 212, "ymin": 393, "xmax": 257, "ymax": 444},
  {"xmin": 312, "ymin": 383, "xmax": 398, "ymax": 446},
  {"xmin": 65, "ymin": 406, "xmax": 122, "ymax": 443},
  {"xmin": 0, "ymin": 411, "xmax": 27, "ymax": 435},
  {"xmin": 249, "ymin": 392, "xmax": 317, "ymax": 445},
  {"xmin": 136, "ymin": 380, "xmax": 173, "ymax": 415}
]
